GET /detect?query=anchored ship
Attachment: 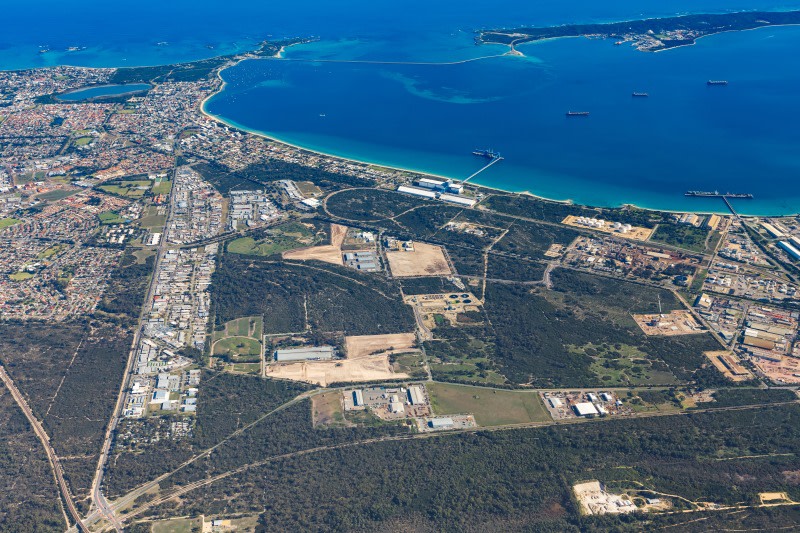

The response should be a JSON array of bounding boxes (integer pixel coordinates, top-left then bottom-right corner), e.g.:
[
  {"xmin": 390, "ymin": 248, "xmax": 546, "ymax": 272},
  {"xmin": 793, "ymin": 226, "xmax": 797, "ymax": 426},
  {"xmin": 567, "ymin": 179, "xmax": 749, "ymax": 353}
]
[
  {"xmin": 566, "ymin": 111, "xmax": 590, "ymax": 117},
  {"xmin": 632, "ymin": 92, "xmax": 649, "ymax": 97},
  {"xmin": 707, "ymin": 80, "xmax": 728, "ymax": 85}
]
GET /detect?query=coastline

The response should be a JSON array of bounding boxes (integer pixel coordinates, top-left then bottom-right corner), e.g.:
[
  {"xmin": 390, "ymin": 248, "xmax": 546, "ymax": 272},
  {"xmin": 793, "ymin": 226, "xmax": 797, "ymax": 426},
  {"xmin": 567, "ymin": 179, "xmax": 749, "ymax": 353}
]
[
  {"xmin": 202, "ymin": 88, "xmax": 779, "ymax": 218},
  {"xmin": 20, "ymin": 31, "xmax": 781, "ymax": 219},
  {"xmin": 200, "ymin": 53, "xmax": 800, "ymax": 218}
]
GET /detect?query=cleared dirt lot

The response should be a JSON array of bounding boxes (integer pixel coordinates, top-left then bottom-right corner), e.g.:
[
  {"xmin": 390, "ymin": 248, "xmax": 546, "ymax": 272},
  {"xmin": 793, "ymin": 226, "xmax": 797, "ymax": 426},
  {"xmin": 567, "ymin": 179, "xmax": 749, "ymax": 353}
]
[
  {"xmin": 704, "ymin": 350, "xmax": 753, "ymax": 382},
  {"xmin": 345, "ymin": 332, "xmax": 417, "ymax": 358},
  {"xmin": 282, "ymin": 223, "xmax": 347, "ymax": 265},
  {"xmin": 266, "ymin": 355, "xmax": 408, "ymax": 387},
  {"xmin": 386, "ymin": 242, "xmax": 451, "ymax": 277},
  {"xmin": 633, "ymin": 310, "xmax": 704, "ymax": 336}
]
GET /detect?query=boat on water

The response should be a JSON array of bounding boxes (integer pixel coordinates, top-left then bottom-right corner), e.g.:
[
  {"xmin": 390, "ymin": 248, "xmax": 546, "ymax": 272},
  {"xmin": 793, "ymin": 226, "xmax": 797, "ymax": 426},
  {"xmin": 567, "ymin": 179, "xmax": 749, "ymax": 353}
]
[
  {"xmin": 566, "ymin": 111, "xmax": 590, "ymax": 117},
  {"xmin": 632, "ymin": 92, "xmax": 649, "ymax": 97},
  {"xmin": 685, "ymin": 190, "xmax": 753, "ymax": 199},
  {"xmin": 707, "ymin": 80, "xmax": 728, "ymax": 86},
  {"xmin": 472, "ymin": 148, "xmax": 501, "ymax": 159},
  {"xmin": 614, "ymin": 41, "xmax": 624, "ymax": 45}
]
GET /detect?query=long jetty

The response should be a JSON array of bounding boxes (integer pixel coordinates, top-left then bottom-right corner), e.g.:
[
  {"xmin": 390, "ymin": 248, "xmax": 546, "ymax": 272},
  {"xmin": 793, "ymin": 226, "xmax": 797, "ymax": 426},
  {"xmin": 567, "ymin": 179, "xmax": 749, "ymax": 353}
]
[{"xmin": 461, "ymin": 156, "xmax": 504, "ymax": 185}]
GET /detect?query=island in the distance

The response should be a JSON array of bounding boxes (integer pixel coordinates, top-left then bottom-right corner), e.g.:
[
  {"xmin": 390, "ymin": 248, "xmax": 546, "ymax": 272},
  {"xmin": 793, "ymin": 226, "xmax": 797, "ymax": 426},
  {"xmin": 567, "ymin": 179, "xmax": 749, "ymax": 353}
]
[{"xmin": 478, "ymin": 10, "xmax": 800, "ymax": 52}]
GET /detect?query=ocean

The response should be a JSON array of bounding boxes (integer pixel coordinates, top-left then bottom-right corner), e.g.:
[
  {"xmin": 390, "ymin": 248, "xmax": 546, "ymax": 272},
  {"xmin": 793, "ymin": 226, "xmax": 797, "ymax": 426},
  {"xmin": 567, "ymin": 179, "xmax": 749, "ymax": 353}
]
[{"xmin": 5, "ymin": 1, "xmax": 800, "ymax": 214}]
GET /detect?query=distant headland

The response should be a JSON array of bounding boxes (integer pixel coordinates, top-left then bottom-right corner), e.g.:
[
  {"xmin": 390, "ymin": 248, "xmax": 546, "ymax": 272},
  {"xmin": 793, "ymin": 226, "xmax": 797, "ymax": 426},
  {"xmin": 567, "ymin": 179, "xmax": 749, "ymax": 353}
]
[{"xmin": 478, "ymin": 10, "xmax": 800, "ymax": 52}]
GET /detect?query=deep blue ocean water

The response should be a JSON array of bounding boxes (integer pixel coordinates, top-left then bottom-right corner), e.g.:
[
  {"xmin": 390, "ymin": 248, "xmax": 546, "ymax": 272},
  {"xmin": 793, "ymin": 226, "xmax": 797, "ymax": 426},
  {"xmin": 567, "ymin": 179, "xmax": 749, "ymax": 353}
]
[{"xmin": 5, "ymin": 1, "xmax": 800, "ymax": 214}]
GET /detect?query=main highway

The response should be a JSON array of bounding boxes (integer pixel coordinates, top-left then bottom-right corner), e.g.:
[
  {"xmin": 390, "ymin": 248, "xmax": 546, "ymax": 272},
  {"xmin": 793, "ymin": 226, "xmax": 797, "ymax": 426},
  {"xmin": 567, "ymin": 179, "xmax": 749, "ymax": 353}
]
[{"xmin": 85, "ymin": 165, "xmax": 178, "ymax": 533}]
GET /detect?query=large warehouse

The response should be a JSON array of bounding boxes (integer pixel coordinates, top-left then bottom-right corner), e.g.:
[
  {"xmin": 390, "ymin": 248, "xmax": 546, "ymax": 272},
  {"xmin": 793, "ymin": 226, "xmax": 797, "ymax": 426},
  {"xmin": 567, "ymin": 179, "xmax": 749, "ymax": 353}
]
[{"xmin": 274, "ymin": 345, "xmax": 335, "ymax": 362}]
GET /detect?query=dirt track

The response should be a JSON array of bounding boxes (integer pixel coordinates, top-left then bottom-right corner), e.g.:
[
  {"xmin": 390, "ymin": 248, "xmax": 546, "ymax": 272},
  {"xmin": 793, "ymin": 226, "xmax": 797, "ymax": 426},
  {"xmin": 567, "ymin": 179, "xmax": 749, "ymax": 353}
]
[{"xmin": 386, "ymin": 242, "xmax": 451, "ymax": 277}]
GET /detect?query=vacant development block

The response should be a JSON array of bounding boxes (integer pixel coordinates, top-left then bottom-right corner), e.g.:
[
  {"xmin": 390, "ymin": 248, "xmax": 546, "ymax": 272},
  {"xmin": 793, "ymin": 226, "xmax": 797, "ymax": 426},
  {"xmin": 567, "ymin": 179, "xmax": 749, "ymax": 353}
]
[
  {"xmin": 428, "ymin": 382, "xmax": 551, "ymax": 426},
  {"xmin": 282, "ymin": 223, "xmax": 348, "ymax": 265},
  {"xmin": 266, "ymin": 355, "xmax": 408, "ymax": 387},
  {"xmin": 344, "ymin": 333, "xmax": 417, "ymax": 358},
  {"xmin": 386, "ymin": 242, "xmax": 451, "ymax": 277}
]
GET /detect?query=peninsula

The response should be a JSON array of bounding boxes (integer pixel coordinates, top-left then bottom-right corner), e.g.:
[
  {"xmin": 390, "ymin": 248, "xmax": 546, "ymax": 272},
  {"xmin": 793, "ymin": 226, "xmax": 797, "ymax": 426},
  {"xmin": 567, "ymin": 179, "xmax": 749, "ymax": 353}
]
[{"xmin": 478, "ymin": 10, "xmax": 800, "ymax": 52}]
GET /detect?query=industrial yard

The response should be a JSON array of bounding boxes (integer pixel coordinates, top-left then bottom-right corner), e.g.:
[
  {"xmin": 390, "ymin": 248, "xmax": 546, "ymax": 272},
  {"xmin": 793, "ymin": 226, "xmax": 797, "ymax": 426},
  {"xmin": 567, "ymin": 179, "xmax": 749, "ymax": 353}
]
[
  {"xmin": 562, "ymin": 215, "xmax": 654, "ymax": 241},
  {"xmin": 403, "ymin": 292, "xmax": 482, "ymax": 329}
]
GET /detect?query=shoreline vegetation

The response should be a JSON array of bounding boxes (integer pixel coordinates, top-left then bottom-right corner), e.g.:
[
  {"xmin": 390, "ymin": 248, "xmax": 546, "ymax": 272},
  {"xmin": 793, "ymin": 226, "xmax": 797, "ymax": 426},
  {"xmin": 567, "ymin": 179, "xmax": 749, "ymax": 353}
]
[{"xmin": 478, "ymin": 10, "xmax": 800, "ymax": 52}]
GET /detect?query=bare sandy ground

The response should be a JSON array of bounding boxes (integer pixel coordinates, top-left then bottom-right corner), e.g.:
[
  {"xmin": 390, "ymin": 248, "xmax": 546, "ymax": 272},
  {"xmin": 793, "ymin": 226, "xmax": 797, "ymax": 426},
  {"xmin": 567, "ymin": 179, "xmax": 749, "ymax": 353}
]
[
  {"xmin": 632, "ymin": 310, "xmax": 704, "ymax": 336},
  {"xmin": 266, "ymin": 355, "xmax": 408, "ymax": 387},
  {"xmin": 282, "ymin": 223, "xmax": 348, "ymax": 265},
  {"xmin": 345, "ymin": 332, "xmax": 417, "ymax": 358},
  {"xmin": 386, "ymin": 242, "xmax": 451, "ymax": 277}
]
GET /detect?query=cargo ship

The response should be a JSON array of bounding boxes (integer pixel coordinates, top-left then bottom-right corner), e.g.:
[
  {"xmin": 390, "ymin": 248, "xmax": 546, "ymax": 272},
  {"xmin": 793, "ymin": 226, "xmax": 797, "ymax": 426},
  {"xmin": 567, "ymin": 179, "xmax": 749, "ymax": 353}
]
[
  {"xmin": 566, "ymin": 111, "xmax": 590, "ymax": 117},
  {"xmin": 707, "ymin": 80, "xmax": 728, "ymax": 85},
  {"xmin": 472, "ymin": 149, "xmax": 501, "ymax": 159},
  {"xmin": 632, "ymin": 92, "xmax": 649, "ymax": 97},
  {"xmin": 685, "ymin": 190, "xmax": 753, "ymax": 199}
]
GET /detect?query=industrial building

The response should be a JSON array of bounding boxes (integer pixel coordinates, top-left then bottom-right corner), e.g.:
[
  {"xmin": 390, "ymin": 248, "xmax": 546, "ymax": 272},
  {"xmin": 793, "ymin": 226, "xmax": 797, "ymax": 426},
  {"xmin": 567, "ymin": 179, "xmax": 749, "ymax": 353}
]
[
  {"xmin": 398, "ymin": 183, "xmax": 475, "ymax": 206},
  {"xmin": 398, "ymin": 185, "xmax": 437, "ymax": 199},
  {"xmin": 439, "ymin": 193, "xmax": 477, "ymax": 207},
  {"xmin": 352, "ymin": 389, "xmax": 364, "ymax": 407},
  {"xmin": 414, "ymin": 178, "xmax": 464, "ymax": 195},
  {"xmin": 762, "ymin": 222, "xmax": 787, "ymax": 239},
  {"xmin": 428, "ymin": 417, "xmax": 454, "ymax": 428},
  {"xmin": 343, "ymin": 250, "xmax": 379, "ymax": 272},
  {"xmin": 573, "ymin": 402, "xmax": 600, "ymax": 417},
  {"xmin": 407, "ymin": 385, "xmax": 425, "ymax": 405},
  {"xmin": 778, "ymin": 241, "xmax": 800, "ymax": 261},
  {"xmin": 274, "ymin": 345, "xmax": 335, "ymax": 362}
]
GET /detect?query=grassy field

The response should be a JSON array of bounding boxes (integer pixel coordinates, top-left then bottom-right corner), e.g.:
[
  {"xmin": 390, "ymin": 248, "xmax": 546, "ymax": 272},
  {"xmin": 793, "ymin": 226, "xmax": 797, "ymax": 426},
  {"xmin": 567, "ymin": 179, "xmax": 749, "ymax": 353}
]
[
  {"xmin": 9, "ymin": 272, "xmax": 34, "ymax": 281},
  {"xmin": 73, "ymin": 136, "xmax": 93, "ymax": 147},
  {"xmin": 98, "ymin": 211, "xmax": 127, "ymax": 225},
  {"xmin": 213, "ymin": 316, "xmax": 262, "ymax": 341},
  {"xmin": 152, "ymin": 178, "xmax": 172, "ymax": 195},
  {"xmin": 132, "ymin": 248, "xmax": 154, "ymax": 264},
  {"xmin": 213, "ymin": 336, "xmax": 261, "ymax": 357},
  {"xmin": 232, "ymin": 363, "xmax": 262, "ymax": 374},
  {"xmin": 428, "ymin": 382, "xmax": 551, "ymax": 426},
  {"xmin": 391, "ymin": 353, "xmax": 428, "ymax": 379},
  {"xmin": 0, "ymin": 218, "xmax": 21, "ymax": 230},
  {"xmin": 37, "ymin": 189, "xmax": 77, "ymax": 201},
  {"xmin": 99, "ymin": 184, "xmax": 147, "ymax": 198},
  {"xmin": 36, "ymin": 245, "xmax": 63, "ymax": 259},
  {"xmin": 227, "ymin": 225, "xmax": 314, "ymax": 256},
  {"xmin": 228, "ymin": 236, "xmax": 301, "ymax": 256},
  {"xmin": 150, "ymin": 517, "xmax": 203, "ymax": 533},
  {"xmin": 311, "ymin": 392, "xmax": 349, "ymax": 427},
  {"xmin": 139, "ymin": 206, "xmax": 167, "ymax": 229}
]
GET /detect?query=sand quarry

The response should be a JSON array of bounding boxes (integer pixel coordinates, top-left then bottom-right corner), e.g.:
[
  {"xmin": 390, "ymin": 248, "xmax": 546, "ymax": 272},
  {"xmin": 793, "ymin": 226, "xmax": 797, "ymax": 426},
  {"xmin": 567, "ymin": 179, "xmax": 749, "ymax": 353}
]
[
  {"xmin": 267, "ymin": 332, "xmax": 417, "ymax": 387},
  {"xmin": 386, "ymin": 242, "xmax": 451, "ymax": 277},
  {"xmin": 282, "ymin": 223, "xmax": 348, "ymax": 265}
]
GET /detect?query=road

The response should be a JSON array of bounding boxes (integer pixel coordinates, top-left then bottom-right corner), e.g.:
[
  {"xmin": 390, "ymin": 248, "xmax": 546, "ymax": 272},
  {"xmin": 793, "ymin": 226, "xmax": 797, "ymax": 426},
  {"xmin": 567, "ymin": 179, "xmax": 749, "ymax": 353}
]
[
  {"xmin": 109, "ymin": 399, "xmax": 800, "ymax": 527},
  {"xmin": 86, "ymin": 165, "xmax": 179, "ymax": 533},
  {"xmin": 0, "ymin": 366, "xmax": 86, "ymax": 532}
]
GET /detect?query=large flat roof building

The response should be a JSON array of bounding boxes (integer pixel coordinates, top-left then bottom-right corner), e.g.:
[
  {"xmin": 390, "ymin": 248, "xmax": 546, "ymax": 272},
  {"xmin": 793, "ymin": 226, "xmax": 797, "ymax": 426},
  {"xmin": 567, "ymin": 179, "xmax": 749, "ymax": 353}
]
[
  {"xmin": 275, "ymin": 346, "xmax": 335, "ymax": 362},
  {"xmin": 573, "ymin": 402, "xmax": 599, "ymax": 417}
]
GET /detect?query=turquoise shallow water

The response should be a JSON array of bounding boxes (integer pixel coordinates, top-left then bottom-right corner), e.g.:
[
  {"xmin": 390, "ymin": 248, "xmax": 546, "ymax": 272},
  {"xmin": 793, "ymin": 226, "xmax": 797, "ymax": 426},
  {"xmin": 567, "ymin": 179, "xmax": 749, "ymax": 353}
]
[{"xmin": 206, "ymin": 27, "xmax": 800, "ymax": 215}]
